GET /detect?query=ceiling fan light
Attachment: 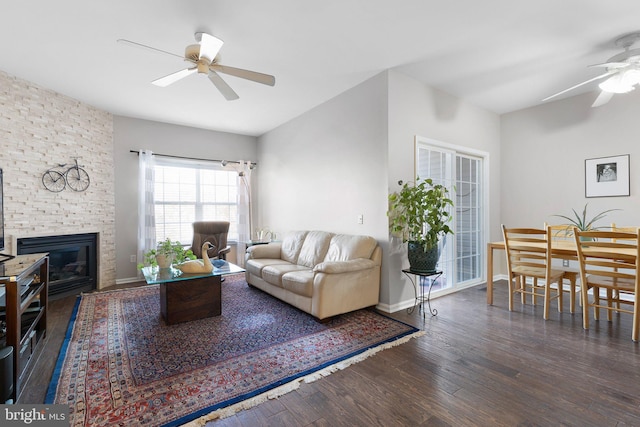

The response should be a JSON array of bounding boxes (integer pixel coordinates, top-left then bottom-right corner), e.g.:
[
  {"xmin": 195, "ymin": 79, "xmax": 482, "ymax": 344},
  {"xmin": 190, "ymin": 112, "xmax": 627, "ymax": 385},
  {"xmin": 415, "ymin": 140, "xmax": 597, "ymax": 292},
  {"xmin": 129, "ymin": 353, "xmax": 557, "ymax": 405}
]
[
  {"xmin": 621, "ymin": 68, "xmax": 640, "ymax": 86},
  {"xmin": 599, "ymin": 73, "xmax": 635, "ymax": 93}
]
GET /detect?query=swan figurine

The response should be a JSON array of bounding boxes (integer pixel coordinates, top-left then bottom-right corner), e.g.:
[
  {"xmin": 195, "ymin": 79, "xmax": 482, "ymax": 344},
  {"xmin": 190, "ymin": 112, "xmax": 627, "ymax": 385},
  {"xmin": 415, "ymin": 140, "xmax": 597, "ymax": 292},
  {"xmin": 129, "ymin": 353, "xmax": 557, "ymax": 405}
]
[{"xmin": 176, "ymin": 242, "xmax": 215, "ymax": 273}]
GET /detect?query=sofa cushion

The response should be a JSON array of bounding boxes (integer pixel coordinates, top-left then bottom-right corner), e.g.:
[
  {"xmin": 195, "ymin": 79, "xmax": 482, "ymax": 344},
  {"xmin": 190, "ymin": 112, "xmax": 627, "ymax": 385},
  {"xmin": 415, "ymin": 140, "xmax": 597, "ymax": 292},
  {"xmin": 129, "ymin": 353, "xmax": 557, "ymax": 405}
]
[
  {"xmin": 282, "ymin": 270, "xmax": 315, "ymax": 297},
  {"xmin": 280, "ymin": 231, "xmax": 308, "ymax": 264},
  {"xmin": 324, "ymin": 234, "xmax": 377, "ymax": 262},
  {"xmin": 246, "ymin": 258, "xmax": 291, "ymax": 277},
  {"xmin": 297, "ymin": 231, "xmax": 333, "ymax": 268},
  {"xmin": 262, "ymin": 264, "xmax": 310, "ymax": 287}
]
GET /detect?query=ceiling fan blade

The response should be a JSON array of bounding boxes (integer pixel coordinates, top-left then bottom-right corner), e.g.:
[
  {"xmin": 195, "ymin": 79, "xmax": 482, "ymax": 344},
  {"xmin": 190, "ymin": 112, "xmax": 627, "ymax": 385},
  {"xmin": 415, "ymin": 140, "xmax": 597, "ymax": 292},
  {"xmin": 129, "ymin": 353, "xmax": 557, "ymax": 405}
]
[
  {"xmin": 211, "ymin": 64, "xmax": 276, "ymax": 86},
  {"xmin": 208, "ymin": 70, "xmax": 239, "ymax": 100},
  {"xmin": 589, "ymin": 61, "xmax": 630, "ymax": 69},
  {"xmin": 542, "ymin": 71, "xmax": 615, "ymax": 102},
  {"xmin": 592, "ymin": 90, "xmax": 614, "ymax": 107},
  {"xmin": 196, "ymin": 32, "xmax": 224, "ymax": 63},
  {"xmin": 152, "ymin": 67, "xmax": 197, "ymax": 87},
  {"xmin": 117, "ymin": 39, "xmax": 184, "ymax": 60}
]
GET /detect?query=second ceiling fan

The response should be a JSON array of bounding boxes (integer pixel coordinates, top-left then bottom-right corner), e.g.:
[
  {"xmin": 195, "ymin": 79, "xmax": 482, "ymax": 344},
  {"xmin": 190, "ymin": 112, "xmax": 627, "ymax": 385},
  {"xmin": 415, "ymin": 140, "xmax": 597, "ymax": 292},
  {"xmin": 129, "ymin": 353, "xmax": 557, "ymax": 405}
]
[
  {"xmin": 118, "ymin": 32, "xmax": 276, "ymax": 101},
  {"xmin": 543, "ymin": 32, "xmax": 640, "ymax": 107}
]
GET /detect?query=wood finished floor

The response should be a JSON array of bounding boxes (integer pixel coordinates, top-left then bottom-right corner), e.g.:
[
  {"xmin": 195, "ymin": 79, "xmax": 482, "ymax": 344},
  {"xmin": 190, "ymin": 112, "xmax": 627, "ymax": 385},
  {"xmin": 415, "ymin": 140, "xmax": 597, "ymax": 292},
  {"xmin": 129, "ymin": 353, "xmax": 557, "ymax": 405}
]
[{"xmin": 22, "ymin": 280, "xmax": 640, "ymax": 426}]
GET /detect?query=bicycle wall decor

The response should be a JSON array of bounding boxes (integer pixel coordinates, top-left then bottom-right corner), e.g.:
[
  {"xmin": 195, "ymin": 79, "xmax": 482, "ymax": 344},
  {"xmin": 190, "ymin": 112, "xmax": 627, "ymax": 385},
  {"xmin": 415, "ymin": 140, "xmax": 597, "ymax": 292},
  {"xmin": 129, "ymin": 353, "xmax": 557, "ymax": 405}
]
[{"xmin": 42, "ymin": 159, "xmax": 90, "ymax": 192}]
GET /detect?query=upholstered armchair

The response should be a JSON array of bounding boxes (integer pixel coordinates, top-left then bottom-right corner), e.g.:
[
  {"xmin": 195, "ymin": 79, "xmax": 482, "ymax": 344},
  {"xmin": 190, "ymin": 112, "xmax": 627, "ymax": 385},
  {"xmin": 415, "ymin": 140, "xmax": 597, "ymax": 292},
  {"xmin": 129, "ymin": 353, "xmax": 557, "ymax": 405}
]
[{"xmin": 190, "ymin": 221, "xmax": 231, "ymax": 260}]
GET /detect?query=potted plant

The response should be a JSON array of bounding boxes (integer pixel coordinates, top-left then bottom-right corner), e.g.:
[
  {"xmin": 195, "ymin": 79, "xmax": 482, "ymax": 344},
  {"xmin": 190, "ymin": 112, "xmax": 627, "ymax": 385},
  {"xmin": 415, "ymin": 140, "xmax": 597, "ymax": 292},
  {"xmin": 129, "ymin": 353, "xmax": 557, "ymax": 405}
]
[
  {"xmin": 138, "ymin": 238, "xmax": 196, "ymax": 270},
  {"xmin": 388, "ymin": 177, "xmax": 454, "ymax": 273},
  {"xmin": 552, "ymin": 203, "xmax": 620, "ymax": 238}
]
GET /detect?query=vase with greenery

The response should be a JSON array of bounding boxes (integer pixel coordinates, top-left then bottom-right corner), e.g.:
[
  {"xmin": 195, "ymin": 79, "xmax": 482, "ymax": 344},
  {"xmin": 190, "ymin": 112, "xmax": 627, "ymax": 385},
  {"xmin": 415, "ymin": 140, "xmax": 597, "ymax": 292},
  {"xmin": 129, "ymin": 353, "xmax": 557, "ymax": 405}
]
[
  {"xmin": 388, "ymin": 177, "xmax": 454, "ymax": 273},
  {"xmin": 552, "ymin": 203, "xmax": 620, "ymax": 237},
  {"xmin": 137, "ymin": 238, "xmax": 196, "ymax": 270}
]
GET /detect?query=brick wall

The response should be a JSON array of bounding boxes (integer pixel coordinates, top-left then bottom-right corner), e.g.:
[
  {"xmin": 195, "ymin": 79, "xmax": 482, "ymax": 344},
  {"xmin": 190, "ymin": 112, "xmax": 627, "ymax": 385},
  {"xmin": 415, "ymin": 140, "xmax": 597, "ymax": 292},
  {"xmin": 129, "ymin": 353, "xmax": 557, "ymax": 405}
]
[{"xmin": 0, "ymin": 70, "xmax": 116, "ymax": 288}]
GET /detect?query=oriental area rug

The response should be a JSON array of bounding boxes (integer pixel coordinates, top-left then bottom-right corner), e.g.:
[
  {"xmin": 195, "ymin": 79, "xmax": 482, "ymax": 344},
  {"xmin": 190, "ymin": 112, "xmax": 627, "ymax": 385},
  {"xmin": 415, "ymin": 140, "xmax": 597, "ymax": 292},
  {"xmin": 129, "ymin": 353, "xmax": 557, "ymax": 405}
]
[{"xmin": 46, "ymin": 274, "xmax": 422, "ymax": 427}]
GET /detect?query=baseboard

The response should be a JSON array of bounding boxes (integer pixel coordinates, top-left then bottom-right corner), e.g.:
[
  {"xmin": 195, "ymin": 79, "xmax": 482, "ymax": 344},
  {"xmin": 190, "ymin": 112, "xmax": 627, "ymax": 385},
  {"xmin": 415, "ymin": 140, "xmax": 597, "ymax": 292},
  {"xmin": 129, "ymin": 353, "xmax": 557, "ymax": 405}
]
[
  {"xmin": 380, "ymin": 281, "xmax": 488, "ymax": 314},
  {"xmin": 116, "ymin": 276, "xmax": 142, "ymax": 285},
  {"xmin": 378, "ymin": 299, "xmax": 417, "ymax": 314}
]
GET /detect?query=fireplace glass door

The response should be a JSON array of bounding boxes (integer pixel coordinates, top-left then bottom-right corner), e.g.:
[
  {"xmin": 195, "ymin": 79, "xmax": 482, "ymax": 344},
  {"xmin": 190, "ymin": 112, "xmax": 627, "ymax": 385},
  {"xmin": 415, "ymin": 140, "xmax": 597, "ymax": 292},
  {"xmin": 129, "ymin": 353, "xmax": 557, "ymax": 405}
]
[{"xmin": 17, "ymin": 233, "xmax": 97, "ymax": 298}]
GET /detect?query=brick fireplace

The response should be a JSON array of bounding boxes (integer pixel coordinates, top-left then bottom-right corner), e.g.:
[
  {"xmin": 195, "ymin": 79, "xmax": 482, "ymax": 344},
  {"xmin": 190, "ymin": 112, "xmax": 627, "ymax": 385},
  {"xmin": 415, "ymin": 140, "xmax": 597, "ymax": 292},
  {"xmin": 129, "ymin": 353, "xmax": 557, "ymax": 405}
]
[{"xmin": 1, "ymin": 70, "xmax": 116, "ymax": 291}]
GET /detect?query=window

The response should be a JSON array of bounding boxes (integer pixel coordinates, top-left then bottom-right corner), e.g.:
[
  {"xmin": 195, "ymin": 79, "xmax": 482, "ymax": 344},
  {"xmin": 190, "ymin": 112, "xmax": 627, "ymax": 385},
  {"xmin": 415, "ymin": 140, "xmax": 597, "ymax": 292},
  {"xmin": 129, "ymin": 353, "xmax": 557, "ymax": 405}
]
[
  {"xmin": 153, "ymin": 159, "xmax": 238, "ymax": 245},
  {"xmin": 415, "ymin": 136, "xmax": 487, "ymax": 294}
]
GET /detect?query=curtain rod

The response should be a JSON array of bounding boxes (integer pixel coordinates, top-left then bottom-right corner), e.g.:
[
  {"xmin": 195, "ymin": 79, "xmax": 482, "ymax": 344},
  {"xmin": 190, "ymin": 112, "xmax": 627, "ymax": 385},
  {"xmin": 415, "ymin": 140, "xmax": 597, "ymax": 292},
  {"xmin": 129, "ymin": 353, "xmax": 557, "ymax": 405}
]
[{"xmin": 129, "ymin": 150, "xmax": 256, "ymax": 167}]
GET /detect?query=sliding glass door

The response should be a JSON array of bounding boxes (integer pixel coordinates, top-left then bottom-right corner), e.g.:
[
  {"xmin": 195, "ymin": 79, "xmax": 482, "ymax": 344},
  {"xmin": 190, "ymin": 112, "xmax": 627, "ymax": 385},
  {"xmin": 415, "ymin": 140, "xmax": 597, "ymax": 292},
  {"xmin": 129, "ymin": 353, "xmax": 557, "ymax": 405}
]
[{"xmin": 415, "ymin": 137, "xmax": 486, "ymax": 293}]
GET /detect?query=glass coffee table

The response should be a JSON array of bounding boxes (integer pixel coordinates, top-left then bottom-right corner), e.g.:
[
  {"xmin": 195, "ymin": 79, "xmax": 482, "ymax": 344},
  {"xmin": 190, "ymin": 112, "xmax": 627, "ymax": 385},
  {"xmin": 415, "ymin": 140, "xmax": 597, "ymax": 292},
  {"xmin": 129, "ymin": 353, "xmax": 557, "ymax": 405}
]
[{"xmin": 141, "ymin": 262, "xmax": 245, "ymax": 325}]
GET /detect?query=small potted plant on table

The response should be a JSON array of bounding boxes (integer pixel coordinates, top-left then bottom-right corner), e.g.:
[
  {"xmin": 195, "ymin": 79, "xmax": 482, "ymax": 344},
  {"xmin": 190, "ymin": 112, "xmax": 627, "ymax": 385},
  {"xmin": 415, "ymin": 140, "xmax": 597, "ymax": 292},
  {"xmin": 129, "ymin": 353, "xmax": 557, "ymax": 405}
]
[
  {"xmin": 138, "ymin": 238, "xmax": 196, "ymax": 270},
  {"xmin": 552, "ymin": 203, "xmax": 620, "ymax": 239}
]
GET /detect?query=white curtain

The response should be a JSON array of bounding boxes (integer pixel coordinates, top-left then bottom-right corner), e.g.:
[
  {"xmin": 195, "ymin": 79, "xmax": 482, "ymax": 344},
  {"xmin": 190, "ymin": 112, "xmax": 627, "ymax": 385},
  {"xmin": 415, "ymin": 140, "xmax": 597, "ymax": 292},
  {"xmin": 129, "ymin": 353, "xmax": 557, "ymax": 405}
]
[
  {"xmin": 137, "ymin": 149, "xmax": 156, "ymax": 267},
  {"xmin": 236, "ymin": 161, "xmax": 252, "ymax": 266}
]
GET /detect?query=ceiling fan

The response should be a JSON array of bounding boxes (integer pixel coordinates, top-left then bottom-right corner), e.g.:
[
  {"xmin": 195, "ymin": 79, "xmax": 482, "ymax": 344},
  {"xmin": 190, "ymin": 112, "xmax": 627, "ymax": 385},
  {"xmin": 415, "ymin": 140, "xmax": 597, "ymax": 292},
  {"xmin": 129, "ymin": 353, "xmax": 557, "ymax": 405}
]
[
  {"xmin": 543, "ymin": 32, "xmax": 640, "ymax": 107},
  {"xmin": 117, "ymin": 32, "xmax": 275, "ymax": 101}
]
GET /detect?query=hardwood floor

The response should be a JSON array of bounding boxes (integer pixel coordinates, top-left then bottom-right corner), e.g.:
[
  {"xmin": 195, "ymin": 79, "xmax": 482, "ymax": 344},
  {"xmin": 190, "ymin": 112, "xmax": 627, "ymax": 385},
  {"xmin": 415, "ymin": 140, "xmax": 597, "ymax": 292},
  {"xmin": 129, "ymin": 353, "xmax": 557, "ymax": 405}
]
[{"xmin": 22, "ymin": 280, "xmax": 640, "ymax": 426}]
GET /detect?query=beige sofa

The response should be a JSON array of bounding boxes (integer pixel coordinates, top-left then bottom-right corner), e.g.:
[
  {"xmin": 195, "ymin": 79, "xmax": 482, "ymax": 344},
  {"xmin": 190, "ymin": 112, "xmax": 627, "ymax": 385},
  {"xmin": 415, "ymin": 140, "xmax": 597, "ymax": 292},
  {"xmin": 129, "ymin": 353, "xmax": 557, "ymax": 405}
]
[{"xmin": 244, "ymin": 230, "xmax": 381, "ymax": 320}]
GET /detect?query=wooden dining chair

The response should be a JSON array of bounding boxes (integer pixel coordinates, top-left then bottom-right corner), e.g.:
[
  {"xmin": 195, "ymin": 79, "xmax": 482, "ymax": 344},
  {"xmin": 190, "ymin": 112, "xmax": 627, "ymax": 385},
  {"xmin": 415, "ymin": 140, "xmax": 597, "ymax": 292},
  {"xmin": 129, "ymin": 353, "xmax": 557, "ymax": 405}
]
[
  {"xmin": 545, "ymin": 223, "xmax": 581, "ymax": 313},
  {"xmin": 610, "ymin": 223, "xmax": 640, "ymax": 239},
  {"xmin": 573, "ymin": 228, "xmax": 640, "ymax": 342},
  {"xmin": 501, "ymin": 225, "xmax": 564, "ymax": 320},
  {"xmin": 610, "ymin": 224, "xmax": 640, "ymax": 309}
]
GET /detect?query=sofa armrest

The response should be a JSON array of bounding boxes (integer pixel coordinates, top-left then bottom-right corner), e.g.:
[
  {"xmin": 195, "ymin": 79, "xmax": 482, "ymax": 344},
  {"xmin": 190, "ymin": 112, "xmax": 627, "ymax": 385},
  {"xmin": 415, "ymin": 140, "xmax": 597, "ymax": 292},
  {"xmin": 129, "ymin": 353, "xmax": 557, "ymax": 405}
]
[
  {"xmin": 313, "ymin": 258, "xmax": 376, "ymax": 274},
  {"xmin": 246, "ymin": 242, "xmax": 282, "ymax": 259}
]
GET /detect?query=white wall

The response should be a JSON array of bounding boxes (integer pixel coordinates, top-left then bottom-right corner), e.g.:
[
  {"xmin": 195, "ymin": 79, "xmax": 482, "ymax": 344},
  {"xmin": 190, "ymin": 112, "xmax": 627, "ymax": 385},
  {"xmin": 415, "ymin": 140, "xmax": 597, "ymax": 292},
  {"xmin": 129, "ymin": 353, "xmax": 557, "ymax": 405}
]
[
  {"xmin": 386, "ymin": 70, "xmax": 501, "ymax": 309},
  {"xmin": 257, "ymin": 70, "xmax": 502, "ymax": 310},
  {"xmin": 257, "ymin": 72, "xmax": 389, "ymax": 236},
  {"xmin": 257, "ymin": 72, "xmax": 390, "ymax": 302},
  {"xmin": 501, "ymin": 90, "xmax": 640, "ymax": 233},
  {"xmin": 113, "ymin": 116, "xmax": 258, "ymax": 281}
]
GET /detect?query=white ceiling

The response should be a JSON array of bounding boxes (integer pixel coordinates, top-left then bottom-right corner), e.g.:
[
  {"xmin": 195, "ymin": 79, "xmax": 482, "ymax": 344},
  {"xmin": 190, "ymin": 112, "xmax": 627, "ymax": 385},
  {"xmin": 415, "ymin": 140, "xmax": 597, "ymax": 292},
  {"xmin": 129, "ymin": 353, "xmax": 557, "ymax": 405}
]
[{"xmin": 2, "ymin": 1, "xmax": 640, "ymax": 136}]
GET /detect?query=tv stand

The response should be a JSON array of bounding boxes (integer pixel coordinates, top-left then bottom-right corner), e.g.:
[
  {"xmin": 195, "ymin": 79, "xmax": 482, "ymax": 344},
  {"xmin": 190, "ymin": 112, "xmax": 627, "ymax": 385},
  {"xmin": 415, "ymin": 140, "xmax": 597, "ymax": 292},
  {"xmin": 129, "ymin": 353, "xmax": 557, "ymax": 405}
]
[{"xmin": 0, "ymin": 253, "xmax": 48, "ymax": 402}]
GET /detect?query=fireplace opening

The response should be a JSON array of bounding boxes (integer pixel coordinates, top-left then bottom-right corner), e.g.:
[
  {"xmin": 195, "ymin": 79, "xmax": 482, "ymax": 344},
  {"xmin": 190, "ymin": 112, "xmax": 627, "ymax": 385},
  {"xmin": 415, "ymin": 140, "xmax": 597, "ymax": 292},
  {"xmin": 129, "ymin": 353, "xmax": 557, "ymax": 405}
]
[{"xmin": 17, "ymin": 233, "xmax": 97, "ymax": 299}]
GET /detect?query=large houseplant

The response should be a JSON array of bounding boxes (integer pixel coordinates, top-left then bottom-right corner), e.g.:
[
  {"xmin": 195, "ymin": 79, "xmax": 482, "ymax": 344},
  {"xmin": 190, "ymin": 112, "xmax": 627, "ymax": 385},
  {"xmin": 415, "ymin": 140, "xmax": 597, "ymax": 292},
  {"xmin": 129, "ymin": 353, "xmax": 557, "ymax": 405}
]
[{"xmin": 388, "ymin": 177, "xmax": 454, "ymax": 273}]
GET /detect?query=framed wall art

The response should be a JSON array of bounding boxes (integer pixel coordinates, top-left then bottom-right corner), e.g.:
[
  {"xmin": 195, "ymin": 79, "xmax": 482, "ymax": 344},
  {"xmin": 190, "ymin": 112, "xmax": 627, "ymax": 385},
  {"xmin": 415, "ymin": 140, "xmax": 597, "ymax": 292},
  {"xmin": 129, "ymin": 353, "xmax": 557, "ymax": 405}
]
[{"xmin": 585, "ymin": 154, "xmax": 630, "ymax": 198}]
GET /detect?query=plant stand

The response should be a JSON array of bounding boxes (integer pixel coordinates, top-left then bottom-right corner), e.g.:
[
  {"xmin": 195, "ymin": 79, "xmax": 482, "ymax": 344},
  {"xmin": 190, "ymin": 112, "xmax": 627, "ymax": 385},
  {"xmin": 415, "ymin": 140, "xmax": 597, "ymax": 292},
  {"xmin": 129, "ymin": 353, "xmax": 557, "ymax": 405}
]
[{"xmin": 402, "ymin": 269, "xmax": 443, "ymax": 317}]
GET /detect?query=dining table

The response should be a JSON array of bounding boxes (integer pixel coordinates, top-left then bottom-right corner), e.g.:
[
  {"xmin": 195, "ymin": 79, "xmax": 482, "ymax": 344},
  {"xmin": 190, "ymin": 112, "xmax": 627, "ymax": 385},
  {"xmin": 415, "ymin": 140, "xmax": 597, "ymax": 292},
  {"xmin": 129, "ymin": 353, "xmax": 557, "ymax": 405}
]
[{"xmin": 485, "ymin": 238, "xmax": 636, "ymax": 305}]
